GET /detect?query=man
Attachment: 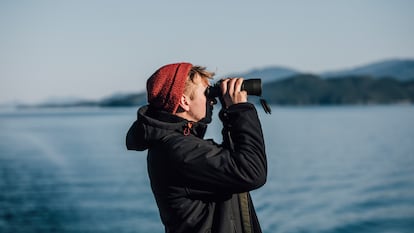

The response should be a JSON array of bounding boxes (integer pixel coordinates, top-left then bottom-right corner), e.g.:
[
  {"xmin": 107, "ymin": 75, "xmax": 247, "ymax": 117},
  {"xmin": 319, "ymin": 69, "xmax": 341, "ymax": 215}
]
[{"xmin": 126, "ymin": 62, "xmax": 267, "ymax": 233}]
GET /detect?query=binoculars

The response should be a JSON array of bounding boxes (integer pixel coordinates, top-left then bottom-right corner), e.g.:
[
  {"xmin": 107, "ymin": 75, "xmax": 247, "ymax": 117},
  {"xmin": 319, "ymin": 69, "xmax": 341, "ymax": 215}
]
[
  {"xmin": 205, "ymin": 78, "xmax": 262, "ymax": 99},
  {"xmin": 205, "ymin": 78, "xmax": 271, "ymax": 114}
]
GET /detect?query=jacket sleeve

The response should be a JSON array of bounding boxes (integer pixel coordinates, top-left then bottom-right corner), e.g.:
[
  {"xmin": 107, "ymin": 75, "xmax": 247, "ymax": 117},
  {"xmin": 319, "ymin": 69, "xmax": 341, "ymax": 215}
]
[{"xmin": 167, "ymin": 103, "xmax": 267, "ymax": 194}]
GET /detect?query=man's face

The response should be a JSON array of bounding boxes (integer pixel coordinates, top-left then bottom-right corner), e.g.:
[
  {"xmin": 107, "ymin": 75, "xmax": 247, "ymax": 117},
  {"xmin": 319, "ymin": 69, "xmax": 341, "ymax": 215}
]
[
  {"xmin": 185, "ymin": 75, "xmax": 211, "ymax": 122},
  {"xmin": 185, "ymin": 74, "xmax": 217, "ymax": 123}
]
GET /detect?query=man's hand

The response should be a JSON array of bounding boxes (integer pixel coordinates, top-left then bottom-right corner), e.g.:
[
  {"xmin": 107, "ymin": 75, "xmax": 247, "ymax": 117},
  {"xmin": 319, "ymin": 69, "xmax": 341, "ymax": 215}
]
[{"xmin": 220, "ymin": 78, "xmax": 248, "ymax": 108}]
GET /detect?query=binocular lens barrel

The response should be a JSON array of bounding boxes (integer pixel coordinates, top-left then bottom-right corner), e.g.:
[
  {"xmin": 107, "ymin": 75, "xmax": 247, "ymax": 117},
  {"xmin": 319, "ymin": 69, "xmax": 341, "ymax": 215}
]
[
  {"xmin": 242, "ymin": 79, "xmax": 262, "ymax": 96},
  {"xmin": 206, "ymin": 78, "xmax": 262, "ymax": 98}
]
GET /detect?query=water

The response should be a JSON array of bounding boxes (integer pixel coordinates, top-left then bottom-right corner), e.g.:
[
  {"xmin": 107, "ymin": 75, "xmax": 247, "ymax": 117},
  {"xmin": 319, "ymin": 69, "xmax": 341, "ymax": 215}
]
[{"xmin": 0, "ymin": 106, "xmax": 413, "ymax": 233}]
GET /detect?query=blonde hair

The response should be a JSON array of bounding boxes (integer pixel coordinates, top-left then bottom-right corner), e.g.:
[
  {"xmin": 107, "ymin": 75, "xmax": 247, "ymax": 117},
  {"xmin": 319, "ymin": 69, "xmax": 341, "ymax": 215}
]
[{"xmin": 184, "ymin": 66, "xmax": 215, "ymax": 99}]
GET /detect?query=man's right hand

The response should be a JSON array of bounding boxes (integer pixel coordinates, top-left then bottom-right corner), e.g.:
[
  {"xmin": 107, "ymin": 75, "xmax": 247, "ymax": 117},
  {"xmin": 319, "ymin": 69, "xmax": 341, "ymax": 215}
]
[{"xmin": 220, "ymin": 78, "xmax": 248, "ymax": 108}]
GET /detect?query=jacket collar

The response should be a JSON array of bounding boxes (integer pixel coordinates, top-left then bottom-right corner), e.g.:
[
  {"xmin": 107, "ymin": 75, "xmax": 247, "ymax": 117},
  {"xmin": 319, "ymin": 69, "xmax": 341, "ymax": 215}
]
[{"xmin": 141, "ymin": 106, "xmax": 208, "ymax": 138}]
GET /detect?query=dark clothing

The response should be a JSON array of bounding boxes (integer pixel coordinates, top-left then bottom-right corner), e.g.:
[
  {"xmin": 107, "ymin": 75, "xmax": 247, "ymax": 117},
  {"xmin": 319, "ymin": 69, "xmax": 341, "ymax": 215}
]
[{"xmin": 126, "ymin": 103, "xmax": 267, "ymax": 233}]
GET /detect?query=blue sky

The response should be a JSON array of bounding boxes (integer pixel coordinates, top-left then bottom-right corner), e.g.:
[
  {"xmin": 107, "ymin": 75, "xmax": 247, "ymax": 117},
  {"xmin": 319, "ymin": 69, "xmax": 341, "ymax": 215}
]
[{"xmin": 1, "ymin": 0, "xmax": 413, "ymax": 104}]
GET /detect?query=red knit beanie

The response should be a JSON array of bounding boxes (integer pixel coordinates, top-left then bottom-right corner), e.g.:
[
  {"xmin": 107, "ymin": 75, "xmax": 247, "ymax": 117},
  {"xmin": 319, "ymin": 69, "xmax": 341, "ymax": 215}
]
[{"xmin": 146, "ymin": 62, "xmax": 193, "ymax": 113}]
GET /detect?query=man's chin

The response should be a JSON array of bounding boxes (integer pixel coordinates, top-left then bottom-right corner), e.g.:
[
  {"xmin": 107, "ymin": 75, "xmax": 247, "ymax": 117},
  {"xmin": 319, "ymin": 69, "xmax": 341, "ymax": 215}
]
[
  {"xmin": 200, "ymin": 110, "xmax": 213, "ymax": 124},
  {"xmin": 199, "ymin": 116, "xmax": 212, "ymax": 124}
]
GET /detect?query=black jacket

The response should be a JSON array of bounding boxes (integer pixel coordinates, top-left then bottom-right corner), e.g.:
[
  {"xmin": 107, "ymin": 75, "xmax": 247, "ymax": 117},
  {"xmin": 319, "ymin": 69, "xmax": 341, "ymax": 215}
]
[{"xmin": 126, "ymin": 103, "xmax": 267, "ymax": 233}]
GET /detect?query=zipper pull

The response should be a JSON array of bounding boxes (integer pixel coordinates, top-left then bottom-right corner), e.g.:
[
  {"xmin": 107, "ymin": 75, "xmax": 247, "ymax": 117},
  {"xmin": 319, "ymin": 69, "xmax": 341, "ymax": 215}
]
[{"xmin": 183, "ymin": 122, "xmax": 193, "ymax": 136}]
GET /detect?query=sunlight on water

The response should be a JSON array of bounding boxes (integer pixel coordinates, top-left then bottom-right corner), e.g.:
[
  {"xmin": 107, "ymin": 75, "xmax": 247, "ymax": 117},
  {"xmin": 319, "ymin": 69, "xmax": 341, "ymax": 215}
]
[{"xmin": 1, "ymin": 106, "xmax": 414, "ymax": 233}]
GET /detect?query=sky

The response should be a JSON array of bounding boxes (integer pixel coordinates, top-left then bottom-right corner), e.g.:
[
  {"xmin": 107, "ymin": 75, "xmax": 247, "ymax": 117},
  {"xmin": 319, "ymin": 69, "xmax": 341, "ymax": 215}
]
[{"xmin": 1, "ymin": 0, "xmax": 413, "ymax": 104}]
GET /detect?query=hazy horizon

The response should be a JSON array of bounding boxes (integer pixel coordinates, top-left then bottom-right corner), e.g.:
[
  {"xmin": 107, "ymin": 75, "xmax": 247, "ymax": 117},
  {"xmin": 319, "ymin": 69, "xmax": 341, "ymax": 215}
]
[{"xmin": 1, "ymin": 0, "xmax": 414, "ymax": 104}]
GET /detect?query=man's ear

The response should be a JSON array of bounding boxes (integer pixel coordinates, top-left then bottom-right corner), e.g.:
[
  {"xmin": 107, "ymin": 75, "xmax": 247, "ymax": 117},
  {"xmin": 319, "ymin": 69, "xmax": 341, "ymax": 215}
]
[{"xmin": 178, "ymin": 95, "xmax": 190, "ymax": 111}]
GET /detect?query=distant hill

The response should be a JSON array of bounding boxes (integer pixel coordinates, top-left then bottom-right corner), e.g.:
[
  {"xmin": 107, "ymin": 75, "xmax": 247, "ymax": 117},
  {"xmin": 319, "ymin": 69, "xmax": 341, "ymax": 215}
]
[
  {"xmin": 98, "ymin": 93, "xmax": 147, "ymax": 107},
  {"xmin": 18, "ymin": 58, "xmax": 414, "ymax": 108},
  {"xmin": 225, "ymin": 66, "xmax": 298, "ymax": 83},
  {"xmin": 22, "ymin": 75, "xmax": 414, "ymax": 108},
  {"xmin": 321, "ymin": 59, "xmax": 414, "ymax": 81},
  {"xmin": 262, "ymin": 74, "xmax": 414, "ymax": 105},
  {"xmin": 19, "ymin": 93, "xmax": 147, "ymax": 108}
]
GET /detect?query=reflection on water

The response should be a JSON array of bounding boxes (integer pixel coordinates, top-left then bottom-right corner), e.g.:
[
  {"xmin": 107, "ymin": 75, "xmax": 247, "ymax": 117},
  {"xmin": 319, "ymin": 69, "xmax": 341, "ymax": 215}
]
[{"xmin": 1, "ymin": 106, "xmax": 414, "ymax": 233}]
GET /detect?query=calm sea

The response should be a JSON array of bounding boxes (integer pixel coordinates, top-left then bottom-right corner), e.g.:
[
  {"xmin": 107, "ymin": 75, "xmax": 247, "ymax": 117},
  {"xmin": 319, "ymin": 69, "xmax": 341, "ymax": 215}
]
[{"xmin": 0, "ymin": 106, "xmax": 413, "ymax": 233}]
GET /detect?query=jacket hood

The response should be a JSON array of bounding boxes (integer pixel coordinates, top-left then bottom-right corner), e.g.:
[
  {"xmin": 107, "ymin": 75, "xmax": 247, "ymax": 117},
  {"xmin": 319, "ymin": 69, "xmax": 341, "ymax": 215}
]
[{"xmin": 126, "ymin": 105, "xmax": 208, "ymax": 151}]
